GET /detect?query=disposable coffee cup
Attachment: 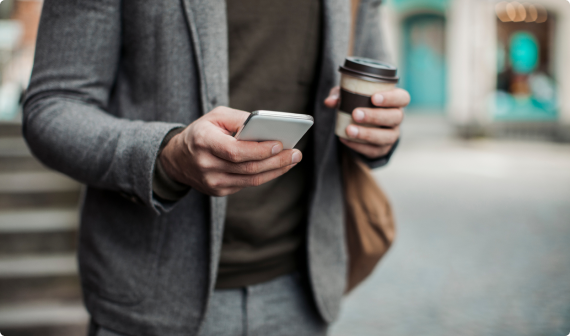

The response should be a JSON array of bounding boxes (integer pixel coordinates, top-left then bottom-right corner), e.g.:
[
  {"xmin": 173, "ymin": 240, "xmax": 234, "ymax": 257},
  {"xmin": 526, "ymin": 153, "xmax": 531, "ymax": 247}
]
[{"xmin": 335, "ymin": 57, "xmax": 399, "ymax": 141}]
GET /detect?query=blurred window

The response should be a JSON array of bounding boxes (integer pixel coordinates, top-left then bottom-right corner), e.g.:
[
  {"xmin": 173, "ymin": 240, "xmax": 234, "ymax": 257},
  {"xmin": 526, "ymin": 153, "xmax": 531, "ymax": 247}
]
[
  {"xmin": 402, "ymin": 14, "xmax": 447, "ymax": 112},
  {"xmin": 494, "ymin": 4, "xmax": 557, "ymax": 121}
]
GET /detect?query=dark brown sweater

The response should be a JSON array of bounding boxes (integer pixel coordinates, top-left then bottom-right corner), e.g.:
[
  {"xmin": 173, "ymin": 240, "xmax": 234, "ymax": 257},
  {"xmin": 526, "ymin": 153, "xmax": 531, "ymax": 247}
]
[{"xmin": 216, "ymin": 0, "xmax": 322, "ymax": 289}]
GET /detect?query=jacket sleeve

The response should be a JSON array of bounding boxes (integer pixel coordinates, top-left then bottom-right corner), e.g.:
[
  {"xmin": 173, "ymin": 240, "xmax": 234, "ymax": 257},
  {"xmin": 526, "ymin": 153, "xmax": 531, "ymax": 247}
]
[
  {"xmin": 350, "ymin": 0, "xmax": 398, "ymax": 169},
  {"xmin": 22, "ymin": 0, "xmax": 185, "ymax": 212},
  {"xmin": 352, "ymin": 0, "xmax": 391, "ymax": 62}
]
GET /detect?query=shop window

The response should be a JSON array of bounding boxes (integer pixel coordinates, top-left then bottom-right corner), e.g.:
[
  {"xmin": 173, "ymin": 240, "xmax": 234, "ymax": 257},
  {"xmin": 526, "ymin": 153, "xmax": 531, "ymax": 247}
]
[
  {"xmin": 402, "ymin": 14, "xmax": 447, "ymax": 112},
  {"xmin": 493, "ymin": 3, "xmax": 557, "ymax": 121}
]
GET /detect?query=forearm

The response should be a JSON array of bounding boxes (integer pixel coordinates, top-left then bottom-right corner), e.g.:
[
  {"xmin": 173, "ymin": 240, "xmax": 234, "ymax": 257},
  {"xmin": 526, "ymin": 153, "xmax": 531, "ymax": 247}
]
[
  {"xmin": 23, "ymin": 0, "xmax": 186, "ymax": 211},
  {"xmin": 23, "ymin": 95, "xmax": 184, "ymax": 209}
]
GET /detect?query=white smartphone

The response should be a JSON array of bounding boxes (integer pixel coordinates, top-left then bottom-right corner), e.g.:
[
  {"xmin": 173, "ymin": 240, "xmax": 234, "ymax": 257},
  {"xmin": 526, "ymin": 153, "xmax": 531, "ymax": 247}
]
[{"xmin": 234, "ymin": 111, "xmax": 314, "ymax": 149}]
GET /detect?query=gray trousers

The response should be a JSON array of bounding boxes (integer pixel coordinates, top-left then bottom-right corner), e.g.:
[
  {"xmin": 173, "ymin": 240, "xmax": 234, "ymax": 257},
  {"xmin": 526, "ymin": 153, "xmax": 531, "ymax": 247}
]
[{"xmin": 90, "ymin": 273, "xmax": 328, "ymax": 336}]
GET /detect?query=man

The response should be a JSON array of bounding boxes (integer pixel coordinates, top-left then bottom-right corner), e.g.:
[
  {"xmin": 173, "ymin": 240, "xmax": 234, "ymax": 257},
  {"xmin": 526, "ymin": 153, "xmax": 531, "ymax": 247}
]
[{"xmin": 23, "ymin": 0, "xmax": 409, "ymax": 335}]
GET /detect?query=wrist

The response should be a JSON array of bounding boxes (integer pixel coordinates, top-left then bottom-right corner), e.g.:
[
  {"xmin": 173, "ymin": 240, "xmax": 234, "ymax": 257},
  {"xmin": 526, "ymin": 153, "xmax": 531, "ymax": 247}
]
[{"xmin": 159, "ymin": 132, "xmax": 185, "ymax": 185}]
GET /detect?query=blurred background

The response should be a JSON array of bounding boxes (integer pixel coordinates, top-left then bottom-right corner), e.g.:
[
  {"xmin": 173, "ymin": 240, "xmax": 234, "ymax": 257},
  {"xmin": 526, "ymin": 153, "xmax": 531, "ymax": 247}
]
[{"xmin": 0, "ymin": 0, "xmax": 569, "ymax": 335}]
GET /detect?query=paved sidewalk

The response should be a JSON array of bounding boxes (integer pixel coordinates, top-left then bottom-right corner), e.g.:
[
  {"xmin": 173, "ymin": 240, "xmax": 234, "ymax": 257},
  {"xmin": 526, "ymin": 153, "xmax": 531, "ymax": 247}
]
[{"xmin": 331, "ymin": 116, "xmax": 570, "ymax": 336}]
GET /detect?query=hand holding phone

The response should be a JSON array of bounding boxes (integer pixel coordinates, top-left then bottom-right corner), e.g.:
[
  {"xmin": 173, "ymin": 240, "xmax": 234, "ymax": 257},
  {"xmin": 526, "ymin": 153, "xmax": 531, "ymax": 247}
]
[{"xmin": 158, "ymin": 107, "xmax": 302, "ymax": 197}]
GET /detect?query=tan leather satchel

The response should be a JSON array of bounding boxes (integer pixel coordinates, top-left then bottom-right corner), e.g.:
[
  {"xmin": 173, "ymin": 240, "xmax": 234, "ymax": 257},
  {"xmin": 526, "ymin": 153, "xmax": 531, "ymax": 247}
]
[
  {"xmin": 342, "ymin": 0, "xmax": 397, "ymax": 293},
  {"xmin": 342, "ymin": 148, "xmax": 396, "ymax": 293}
]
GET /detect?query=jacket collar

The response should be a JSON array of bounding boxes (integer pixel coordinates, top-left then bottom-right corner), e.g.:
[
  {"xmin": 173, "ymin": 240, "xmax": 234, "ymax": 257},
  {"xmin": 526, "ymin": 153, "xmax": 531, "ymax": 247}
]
[{"xmin": 180, "ymin": 0, "xmax": 229, "ymax": 115}]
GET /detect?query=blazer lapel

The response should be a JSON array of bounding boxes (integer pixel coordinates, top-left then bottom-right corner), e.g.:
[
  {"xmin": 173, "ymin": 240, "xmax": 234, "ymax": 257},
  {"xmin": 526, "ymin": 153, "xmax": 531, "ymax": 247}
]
[
  {"xmin": 180, "ymin": 0, "xmax": 229, "ymax": 298},
  {"xmin": 313, "ymin": 0, "xmax": 350, "ymax": 172},
  {"xmin": 180, "ymin": 0, "xmax": 229, "ymax": 114}
]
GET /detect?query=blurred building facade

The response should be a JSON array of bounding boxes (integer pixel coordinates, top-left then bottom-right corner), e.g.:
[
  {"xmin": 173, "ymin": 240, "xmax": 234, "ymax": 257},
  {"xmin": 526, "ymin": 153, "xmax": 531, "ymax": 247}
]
[
  {"xmin": 0, "ymin": 1, "xmax": 87, "ymax": 335},
  {"xmin": 0, "ymin": 0, "xmax": 41, "ymax": 122},
  {"xmin": 381, "ymin": 0, "xmax": 570, "ymax": 140}
]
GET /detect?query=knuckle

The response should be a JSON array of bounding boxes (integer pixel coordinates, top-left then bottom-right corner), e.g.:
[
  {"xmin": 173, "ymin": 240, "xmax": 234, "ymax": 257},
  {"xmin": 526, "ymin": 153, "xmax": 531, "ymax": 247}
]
[
  {"xmin": 360, "ymin": 128, "xmax": 373, "ymax": 142},
  {"xmin": 365, "ymin": 146, "xmax": 386, "ymax": 159},
  {"xmin": 220, "ymin": 189, "xmax": 233, "ymax": 197},
  {"xmin": 193, "ymin": 129, "xmax": 208, "ymax": 149},
  {"xmin": 243, "ymin": 161, "xmax": 258, "ymax": 174},
  {"xmin": 364, "ymin": 151, "xmax": 377, "ymax": 159},
  {"xmin": 391, "ymin": 109, "xmax": 404, "ymax": 126},
  {"xmin": 362, "ymin": 148, "xmax": 377, "ymax": 159},
  {"xmin": 225, "ymin": 148, "xmax": 240, "ymax": 162},
  {"xmin": 196, "ymin": 156, "xmax": 211, "ymax": 169},
  {"xmin": 403, "ymin": 90, "xmax": 411, "ymax": 103},
  {"xmin": 211, "ymin": 106, "xmax": 224, "ymax": 115},
  {"xmin": 250, "ymin": 176, "xmax": 263, "ymax": 187},
  {"xmin": 204, "ymin": 176, "xmax": 220, "ymax": 190},
  {"xmin": 377, "ymin": 147, "xmax": 390, "ymax": 157},
  {"xmin": 369, "ymin": 111, "xmax": 383, "ymax": 124},
  {"xmin": 280, "ymin": 153, "xmax": 291, "ymax": 167},
  {"xmin": 388, "ymin": 132, "xmax": 399, "ymax": 144},
  {"xmin": 397, "ymin": 108, "xmax": 405, "ymax": 120},
  {"xmin": 211, "ymin": 189, "xmax": 226, "ymax": 197},
  {"xmin": 393, "ymin": 127, "xmax": 401, "ymax": 138}
]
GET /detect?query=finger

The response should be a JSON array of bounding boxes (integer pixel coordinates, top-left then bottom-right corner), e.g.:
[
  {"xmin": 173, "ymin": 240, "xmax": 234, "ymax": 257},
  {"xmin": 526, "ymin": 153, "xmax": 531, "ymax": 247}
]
[
  {"xmin": 224, "ymin": 163, "xmax": 298, "ymax": 188},
  {"xmin": 371, "ymin": 88, "xmax": 411, "ymax": 108},
  {"xmin": 352, "ymin": 108, "xmax": 404, "ymax": 128},
  {"xmin": 324, "ymin": 86, "xmax": 340, "ymax": 109},
  {"xmin": 215, "ymin": 187, "xmax": 242, "ymax": 197},
  {"xmin": 223, "ymin": 149, "xmax": 302, "ymax": 174},
  {"xmin": 195, "ymin": 111, "xmax": 285, "ymax": 162},
  {"xmin": 339, "ymin": 138, "xmax": 392, "ymax": 159},
  {"xmin": 208, "ymin": 134, "xmax": 284, "ymax": 163},
  {"xmin": 345, "ymin": 124, "xmax": 400, "ymax": 146},
  {"xmin": 207, "ymin": 106, "xmax": 252, "ymax": 135}
]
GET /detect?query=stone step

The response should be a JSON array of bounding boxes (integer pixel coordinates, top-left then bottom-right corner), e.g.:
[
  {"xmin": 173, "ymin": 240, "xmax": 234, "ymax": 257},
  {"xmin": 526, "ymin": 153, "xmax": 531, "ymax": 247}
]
[
  {"xmin": 0, "ymin": 156, "xmax": 47, "ymax": 172},
  {"xmin": 0, "ymin": 191, "xmax": 81, "ymax": 210},
  {"xmin": 0, "ymin": 231, "xmax": 77, "ymax": 256},
  {"xmin": 0, "ymin": 172, "xmax": 81, "ymax": 193},
  {"xmin": 0, "ymin": 136, "xmax": 31, "ymax": 157},
  {"xmin": 0, "ymin": 210, "xmax": 79, "ymax": 255},
  {"xmin": 0, "ymin": 254, "xmax": 77, "ymax": 278},
  {"xmin": 0, "ymin": 324, "xmax": 88, "ymax": 336},
  {"xmin": 0, "ymin": 209, "xmax": 78, "ymax": 233},
  {"xmin": 0, "ymin": 122, "xmax": 23, "ymax": 138},
  {"xmin": 0, "ymin": 302, "xmax": 88, "ymax": 335},
  {"xmin": 0, "ymin": 275, "xmax": 81, "ymax": 305}
]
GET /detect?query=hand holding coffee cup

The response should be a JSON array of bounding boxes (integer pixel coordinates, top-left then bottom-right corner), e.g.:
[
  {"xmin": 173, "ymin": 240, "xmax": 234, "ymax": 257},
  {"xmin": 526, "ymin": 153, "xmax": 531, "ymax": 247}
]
[{"xmin": 324, "ymin": 57, "xmax": 409, "ymax": 159}]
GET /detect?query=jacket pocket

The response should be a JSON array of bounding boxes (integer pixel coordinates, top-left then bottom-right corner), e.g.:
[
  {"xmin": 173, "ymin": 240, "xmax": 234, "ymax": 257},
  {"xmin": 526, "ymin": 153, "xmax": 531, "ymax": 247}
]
[{"xmin": 78, "ymin": 188, "xmax": 165, "ymax": 305}]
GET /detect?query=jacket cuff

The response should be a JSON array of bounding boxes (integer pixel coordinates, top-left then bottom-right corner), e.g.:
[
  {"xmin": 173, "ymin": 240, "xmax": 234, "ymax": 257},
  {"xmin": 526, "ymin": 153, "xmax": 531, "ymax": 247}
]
[
  {"xmin": 152, "ymin": 128, "xmax": 190, "ymax": 204},
  {"xmin": 352, "ymin": 138, "xmax": 399, "ymax": 169}
]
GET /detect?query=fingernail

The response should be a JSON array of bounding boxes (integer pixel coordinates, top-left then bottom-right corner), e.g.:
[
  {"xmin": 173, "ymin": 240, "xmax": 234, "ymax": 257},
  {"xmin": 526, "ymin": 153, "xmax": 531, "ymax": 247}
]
[
  {"xmin": 330, "ymin": 93, "xmax": 339, "ymax": 100},
  {"xmin": 353, "ymin": 109, "xmax": 365, "ymax": 122},
  {"xmin": 271, "ymin": 145, "xmax": 282, "ymax": 155},
  {"xmin": 372, "ymin": 94, "xmax": 384, "ymax": 106},
  {"xmin": 347, "ymin": 125, "xmax": 359, "ymax": 138},
  {"xmin": 292, "ymin": 151, "xmax": 302, "ymax": 164}
]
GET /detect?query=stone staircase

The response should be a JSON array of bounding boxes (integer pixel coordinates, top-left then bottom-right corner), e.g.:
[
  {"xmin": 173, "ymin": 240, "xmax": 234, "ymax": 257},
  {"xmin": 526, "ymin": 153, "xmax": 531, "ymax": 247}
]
[{"xmin": 0, "ymin": 122, "xmax": 88, "ymax": 336}]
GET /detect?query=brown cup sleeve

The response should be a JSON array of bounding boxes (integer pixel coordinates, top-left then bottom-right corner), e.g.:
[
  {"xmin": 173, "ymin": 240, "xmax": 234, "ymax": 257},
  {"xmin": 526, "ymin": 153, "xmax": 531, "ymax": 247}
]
[{"xmin": 339, "ymin": 89, "xmax": 374, "ymax": 113}]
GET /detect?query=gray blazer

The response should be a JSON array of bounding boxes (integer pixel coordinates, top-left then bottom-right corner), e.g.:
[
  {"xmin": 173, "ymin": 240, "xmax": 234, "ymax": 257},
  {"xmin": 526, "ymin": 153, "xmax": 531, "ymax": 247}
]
[{"xmin": 23, "ymin": 0, "xmax": 390, "ymax": 335}]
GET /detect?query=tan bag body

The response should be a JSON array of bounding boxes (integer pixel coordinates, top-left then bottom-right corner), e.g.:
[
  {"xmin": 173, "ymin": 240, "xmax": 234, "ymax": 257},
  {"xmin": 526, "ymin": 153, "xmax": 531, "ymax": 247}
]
[
  {"xmin": 342, "ymin": 148, "xmax": 396, "ymax": 293},
  {"xmin": 342, "ymin": 0, "xmax": 397, "ymax": 293}
]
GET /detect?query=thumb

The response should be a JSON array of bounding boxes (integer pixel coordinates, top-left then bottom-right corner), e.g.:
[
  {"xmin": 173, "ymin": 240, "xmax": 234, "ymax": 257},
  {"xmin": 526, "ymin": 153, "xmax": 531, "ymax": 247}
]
[
  {"xmin": 208, "ymin": 107, "xmax": 251, "ymax": 135},
  {"xmin": 324, "ymin": 86, "xmax": 340, "ymax": 109}
]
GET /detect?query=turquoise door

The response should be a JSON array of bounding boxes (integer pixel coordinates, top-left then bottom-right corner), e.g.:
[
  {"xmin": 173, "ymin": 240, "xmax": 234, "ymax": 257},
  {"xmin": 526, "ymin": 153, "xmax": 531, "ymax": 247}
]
[{"xmin": 403, "ymin": 14, "xmax": 447, "ymax": 111}]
